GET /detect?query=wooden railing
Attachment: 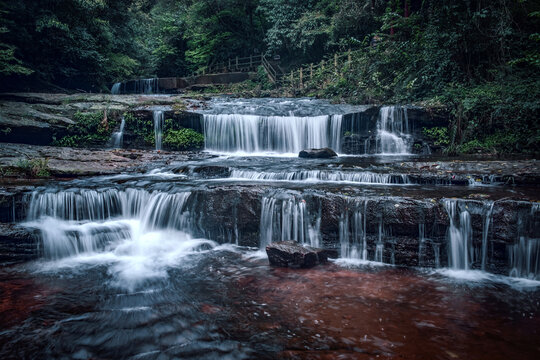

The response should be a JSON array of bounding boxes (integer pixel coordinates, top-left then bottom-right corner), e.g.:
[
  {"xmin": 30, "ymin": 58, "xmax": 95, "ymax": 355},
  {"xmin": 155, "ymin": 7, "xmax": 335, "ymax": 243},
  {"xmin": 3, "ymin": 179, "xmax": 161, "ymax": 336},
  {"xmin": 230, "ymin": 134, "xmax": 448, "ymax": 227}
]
[
  {"xmin": 189, "ymin": 54, "xmax": 284, "ymax": 83},
  {"xmin": 186, "ymin": 48, "xmax": 360, "ymax": 87},
  {"xmin": 284, "ymin": 49, "xmax": 360, "ymax": 89}
]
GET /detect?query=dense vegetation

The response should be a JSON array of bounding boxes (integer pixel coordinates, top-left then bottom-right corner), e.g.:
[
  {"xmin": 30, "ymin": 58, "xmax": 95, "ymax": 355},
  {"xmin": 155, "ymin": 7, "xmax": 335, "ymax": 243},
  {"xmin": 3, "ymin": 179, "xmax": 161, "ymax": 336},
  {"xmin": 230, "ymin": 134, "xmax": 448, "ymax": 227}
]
[{"xmin": 0, "ymin": 0, "xmax": 539, "ymax": 153}]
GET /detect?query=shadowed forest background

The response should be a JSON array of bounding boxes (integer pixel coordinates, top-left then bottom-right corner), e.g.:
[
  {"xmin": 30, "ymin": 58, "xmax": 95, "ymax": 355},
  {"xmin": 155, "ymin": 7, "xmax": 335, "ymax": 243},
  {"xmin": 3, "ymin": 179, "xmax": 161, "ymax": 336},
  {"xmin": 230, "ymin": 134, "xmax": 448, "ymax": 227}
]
[{"xmin": 0, "ymin": 0, "xmax": 539, "ymax": 153}]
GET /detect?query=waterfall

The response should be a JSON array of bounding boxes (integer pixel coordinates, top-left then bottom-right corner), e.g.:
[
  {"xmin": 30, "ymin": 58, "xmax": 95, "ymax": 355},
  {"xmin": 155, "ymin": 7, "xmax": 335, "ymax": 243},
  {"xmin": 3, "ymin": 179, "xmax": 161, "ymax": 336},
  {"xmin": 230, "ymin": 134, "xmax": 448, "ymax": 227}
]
[
  {"xmin": 137, "ymin": 78, "xmax": 159, "ymax": 94},
  {"xmin": 443, "ymin": 199, "xmax": 472, "ymax": 270},
  {"xmin": 509, "ymin": 238, "xmax": 540, "ymax": 280},
  {"xmin": 376, "ymin": 106, "xmax": 412, "ymax": 154},
  {"xmin": 339, "ymin": 199, "xmax": 369, "ymax": 260},
  {"xmin": 259, "ymin": 195, "xmax": 321, "ymax": 249},
  {"xmin": 153, "ymin": 111, "xmax": 164, "ymax": 151},
  {"xmin": 111, "ymin": 83, "xmax": 122, "ymax": 94},
  {"xmin": 418, "ymin": 223, "xmax": 426, "ymax": 266},
  {"xmin": 25, "ymin": 189, "xmax": 196, "ymax": 260},
  {"xmin": 374, "ymin": 221, "xmax": 384, "ymax": 262},
  {"xmin": 110, "ymin": 117, "xmax": 126, "ymax": 149},
  {"xmin": 110, "ymin": 79, "xmax": 159, "ymax": 95},
  {"xmin": 509, "ymin": 204, "xmax": 540, "ymax": 280},
  {"xmin": 229, "ymin": 170, "xmax": 410, "ymax": 184},
  {"xmin": 203, "ymin": 114, "xmax": 343, "ymax": 154},
  {"xmin": 481, "ymin": 201, "xmax": 494, "ymax": 270}
]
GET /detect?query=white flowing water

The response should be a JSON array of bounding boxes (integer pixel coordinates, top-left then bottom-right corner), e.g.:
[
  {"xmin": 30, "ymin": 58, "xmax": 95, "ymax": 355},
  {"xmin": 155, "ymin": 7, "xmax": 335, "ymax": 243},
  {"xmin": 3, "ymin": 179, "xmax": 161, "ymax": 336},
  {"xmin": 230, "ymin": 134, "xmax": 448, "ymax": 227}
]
[
  {"xmin": 339, "ymin": 199, "xmax": 369, "ymax": 260},
  {"xmin": 110, "ymin": 117, "xmax": 126, "ymax": 148},
  {"xmin": 203, "ymin": 114, "xmax": 343, "ymax": 154},
  {"xmin": 229, "ymin": 169, "xmax": 410, "ymax": 184},
  {"xmin": 111, "ymin": 82, "xmax": 121, "ymax": 94},
  {"xmin": 481, "ymin": 201, "xmax": 494, "ymax": 270},
  {"xmin": 24, "ymin": 189, "xmax": 215, "ymax": 290},
  {"xmin": 259, "ymin": 195, "xmax": 321, "ymax": 249},
  {"xmin": 376, "ymin": 106, "xmax": 412, "ymax": 154},
  {"xmin": 137, "ymin": 78, "xmax": 159, "ymax": 94},
  {"xmin": 509, "ymin": 204, "xmax": 540, "ymax": 280},
  {"xmin": 444, "ymin": 199, "xmax": 472, "ymax": 270},
  {"xmin": 153, "ymin": 111, "xmax": 164, "ymax": 150}
]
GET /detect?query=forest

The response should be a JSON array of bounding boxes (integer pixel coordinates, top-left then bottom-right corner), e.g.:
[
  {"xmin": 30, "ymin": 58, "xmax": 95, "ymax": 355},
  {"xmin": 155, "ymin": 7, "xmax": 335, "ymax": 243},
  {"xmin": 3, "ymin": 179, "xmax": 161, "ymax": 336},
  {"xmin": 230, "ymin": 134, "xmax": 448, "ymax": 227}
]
[{"xmin": 1, "ymin": 0, "xmax": 539, "ymax": 152}]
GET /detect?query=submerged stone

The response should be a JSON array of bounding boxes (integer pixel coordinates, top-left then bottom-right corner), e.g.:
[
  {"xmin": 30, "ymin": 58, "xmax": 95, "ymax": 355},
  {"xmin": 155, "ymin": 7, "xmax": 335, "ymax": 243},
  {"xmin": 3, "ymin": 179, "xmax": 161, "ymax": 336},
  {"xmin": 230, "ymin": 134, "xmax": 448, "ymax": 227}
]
[
  {"xmin": 298, "ymin": 148, "xmax": 337, "ymax": 159},
  {"xmin": 266, "ymin": 241, "xmax": 328, "ymax": 268}
]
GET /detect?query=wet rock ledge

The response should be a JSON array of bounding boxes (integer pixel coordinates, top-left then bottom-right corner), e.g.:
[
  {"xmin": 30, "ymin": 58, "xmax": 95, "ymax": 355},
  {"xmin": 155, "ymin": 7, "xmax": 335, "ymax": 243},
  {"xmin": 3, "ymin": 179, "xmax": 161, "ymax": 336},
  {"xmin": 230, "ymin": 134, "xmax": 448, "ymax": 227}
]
[{"xmin": 266, "ymin": 241, "xmax": 329, "ymax": 268}]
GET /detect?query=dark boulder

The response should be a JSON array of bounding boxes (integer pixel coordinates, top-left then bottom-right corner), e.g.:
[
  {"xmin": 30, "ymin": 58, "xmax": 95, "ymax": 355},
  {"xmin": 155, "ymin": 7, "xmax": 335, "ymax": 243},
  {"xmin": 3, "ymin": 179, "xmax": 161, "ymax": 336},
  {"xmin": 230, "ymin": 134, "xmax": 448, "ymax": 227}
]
[
  {"xmin": 299, "ymin": 148, "xmax": 337, "ymax": 159},
  {"xmin": 266, "ymin": 241, "xmax": 328, "ymax": 268}
]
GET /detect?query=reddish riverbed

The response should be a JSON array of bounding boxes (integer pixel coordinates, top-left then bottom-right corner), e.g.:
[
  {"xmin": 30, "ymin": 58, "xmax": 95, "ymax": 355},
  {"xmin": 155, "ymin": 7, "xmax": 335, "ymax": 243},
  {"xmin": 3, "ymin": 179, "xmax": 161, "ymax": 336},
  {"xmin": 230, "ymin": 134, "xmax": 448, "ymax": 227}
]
[{"xmin": 1, "ymin": 250, "xmax": 539, "ymax": 359}]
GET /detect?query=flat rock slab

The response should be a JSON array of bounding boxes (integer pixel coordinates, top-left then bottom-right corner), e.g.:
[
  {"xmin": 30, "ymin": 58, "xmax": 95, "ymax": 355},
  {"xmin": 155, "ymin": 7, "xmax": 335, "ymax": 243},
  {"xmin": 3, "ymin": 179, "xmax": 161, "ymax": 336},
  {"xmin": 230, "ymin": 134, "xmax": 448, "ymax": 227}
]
[
  {"xmin": 299, "ymin": 148, "xmax": 337, "ymax": 159},
  {"xmin": 266, "ymin": 241, "xmax": 329, "ymax": 268}
]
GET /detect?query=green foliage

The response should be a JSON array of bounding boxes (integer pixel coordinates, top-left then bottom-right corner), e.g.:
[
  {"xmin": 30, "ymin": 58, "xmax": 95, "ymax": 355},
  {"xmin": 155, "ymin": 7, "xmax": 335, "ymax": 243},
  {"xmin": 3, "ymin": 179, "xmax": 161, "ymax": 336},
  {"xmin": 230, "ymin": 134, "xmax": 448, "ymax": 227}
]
[
  {"xmin": 163, "ymin": 128, "xmax": 204, "ymax": 151},
  {"xmin": 124, "ymin": 112, "xmax": 155, "ymax": 146},
  {"xmin": 422, "ymin": 127, "xmax": 449, "ymax": 146},
  {"xmin": 13, "ymin": 158, "xmax": 50, "ymax": 177},
  {"xmin": 53, "ymin": 111, "xmax": 113, "ymax": 147},
  {"xmin": 182, "ymin": 0, "xmax": 263, "ymax": 71}
]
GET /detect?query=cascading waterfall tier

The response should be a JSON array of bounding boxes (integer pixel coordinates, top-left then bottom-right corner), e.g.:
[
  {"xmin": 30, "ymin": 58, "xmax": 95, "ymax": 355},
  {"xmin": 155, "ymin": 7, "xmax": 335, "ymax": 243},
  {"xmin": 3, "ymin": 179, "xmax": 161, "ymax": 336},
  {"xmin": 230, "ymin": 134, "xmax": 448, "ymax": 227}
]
[
  {"xmin": 110, "ymin": 78, "xmax": 160, "ymax": 95},
  {"xmin": 443, "ymin": 199, "xmax": 473, "ymax": 270},
  {"xmin": 259, "ymin": 194, "xmax": 321, "ymax": 249},
  {"xmin": 229, "ymin": 170, "xmax": 410, "ymax": 184},
  {"xmin": 20, "ymin": 186, "xmax": 539, "ymax": 280},
  {"xmin": 375, "ymin": 106, "xmax": 412, "ymax": 154},
  {"xmin": 203, "ymin": 114, "xmax": 343, "ymax": 154},
  {"xmin": 26, "ymin": 189, "xmax": 198, "ymax": 259},
  {"xmin": 153, "ymin": 111, "xmax": 164, "ymax": 151},
  {"xmin": 339, "ymin": 198, "xmax": 369, "ymax": 260},
  {"xmin": 509, "ymin": 204, "xmax": 540, "ymax": 280}
]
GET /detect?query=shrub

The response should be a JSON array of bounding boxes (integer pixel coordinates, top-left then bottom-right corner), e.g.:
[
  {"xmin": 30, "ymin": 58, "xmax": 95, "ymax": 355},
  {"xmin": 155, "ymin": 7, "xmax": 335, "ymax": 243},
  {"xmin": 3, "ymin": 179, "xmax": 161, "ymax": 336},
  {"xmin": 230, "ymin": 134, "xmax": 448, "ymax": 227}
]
[
  {"xmin": 53, "ymin": 111, "xmax": 113, "ymax": 147},
  {"xmin": 422, "ymin": 127, "xmax": 449, "ymax": 146},
  {"xmin": 13, "ymin": 158, "xmax": 50, "ymax": 177},
  {"xmin": 163, "ymin": 128, "xmax": 204, "ymax": 151}
]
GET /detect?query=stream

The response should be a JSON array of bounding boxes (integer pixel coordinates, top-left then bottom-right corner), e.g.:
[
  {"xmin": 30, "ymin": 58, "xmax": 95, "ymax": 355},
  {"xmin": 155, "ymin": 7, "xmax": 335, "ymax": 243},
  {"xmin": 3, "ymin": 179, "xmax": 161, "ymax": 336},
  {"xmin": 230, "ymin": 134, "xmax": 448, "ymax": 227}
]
[{"xmin": 0, "ymin": 98, "xmax": 539, "ymax": 359}]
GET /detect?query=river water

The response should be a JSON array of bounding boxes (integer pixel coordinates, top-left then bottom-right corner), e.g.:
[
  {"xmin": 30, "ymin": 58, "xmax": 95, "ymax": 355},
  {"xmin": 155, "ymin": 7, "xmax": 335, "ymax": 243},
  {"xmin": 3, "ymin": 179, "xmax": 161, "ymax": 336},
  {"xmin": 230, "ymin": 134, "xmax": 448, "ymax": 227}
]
[{"xmin": 1, "ymin": 98, "xmax": 539, "ymax": 359}]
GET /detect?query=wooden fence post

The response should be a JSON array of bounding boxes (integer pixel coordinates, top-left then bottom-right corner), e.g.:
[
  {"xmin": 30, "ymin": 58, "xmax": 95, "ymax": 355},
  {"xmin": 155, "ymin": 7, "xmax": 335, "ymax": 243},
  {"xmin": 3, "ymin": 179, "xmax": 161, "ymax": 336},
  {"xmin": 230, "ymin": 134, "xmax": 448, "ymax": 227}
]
[
  {"xmin": 321, "ymin": 60, "xmax": 325, "ymax": 71},
  {"xmin": 250, "ymin": 55, "xmax": 253, "ymax": 69},
  {"xmin": 310, "ymin": 64, "xmax": 313, "ymax": 80},
  {"xmin": 235, "ymin": 56, "xmax": 238, "ymax": 70},
  {"xmin": 228, "ymin": 58, "xmax": 231, "ymax": 70},
  {"xmin": 334, "ymin": 53, "xmax": 338, "ymax": 74},
  {"xmin": 299, "ymin": 68, "xmax": 303, "ymax": 88}
]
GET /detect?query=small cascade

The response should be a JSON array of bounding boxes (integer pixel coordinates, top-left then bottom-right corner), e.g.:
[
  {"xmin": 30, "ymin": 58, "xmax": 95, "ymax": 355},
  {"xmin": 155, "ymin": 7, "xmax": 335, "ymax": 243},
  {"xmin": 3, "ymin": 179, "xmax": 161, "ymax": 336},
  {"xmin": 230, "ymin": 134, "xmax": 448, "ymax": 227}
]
[
  {"xmin": 203, "ymin": 114, "xmax": 343, "ymax": 153},
  {"xmin": 481, "ymin": 201, "xmax": 494, "ymax": 270},
  {"xmin": 136, "ymin": 78, "xmax": 160, "ymax": 94},
  {"xmin": 110, "ymin": 117, "xmax": 126, "ymax": 149},
  {"xmin": 376, "ymin": 106, "xmax": 412, "ymax": 154},
  {"xmin": 374, "ymin": 221, "xmax": 385, "ymax": 262},
  {"xmin": 433, "ymin": 243, "xmax": 441, "ymax": 268},
  {"xmin": 418, "ymin": 223, "xmax": 426, "ymax": 266},
  {"xmin": 111, "ymin": 82, "xmax": 122, "ymax": 94},
  {"xmin": 230, "ymin": 170, "xmax": 410, "ymax": 184},
  {"xmin": 443, "ymin": 199, "xmax": 472, "ymax": 270},
  {"xmin": 153, "ymin": 111, "xmax": 164, "ymax": 151},
  {"xmin": 110, "ymin": 79, "xmax": 159, "ymax": 94},
  {"xmin": 25, "ymin": 189, "xmax": 196, "ymax": 259},
  {"xmin": 509, "ymin": 204, "xmax": 540, "ymax": 280},
  {"xmin": 339, "ymin": 199, "xmax": 369, "ymax": 260},
  {"xmin": 259, "ymin": 195, "xmax": 321, "ymax": 249}
]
